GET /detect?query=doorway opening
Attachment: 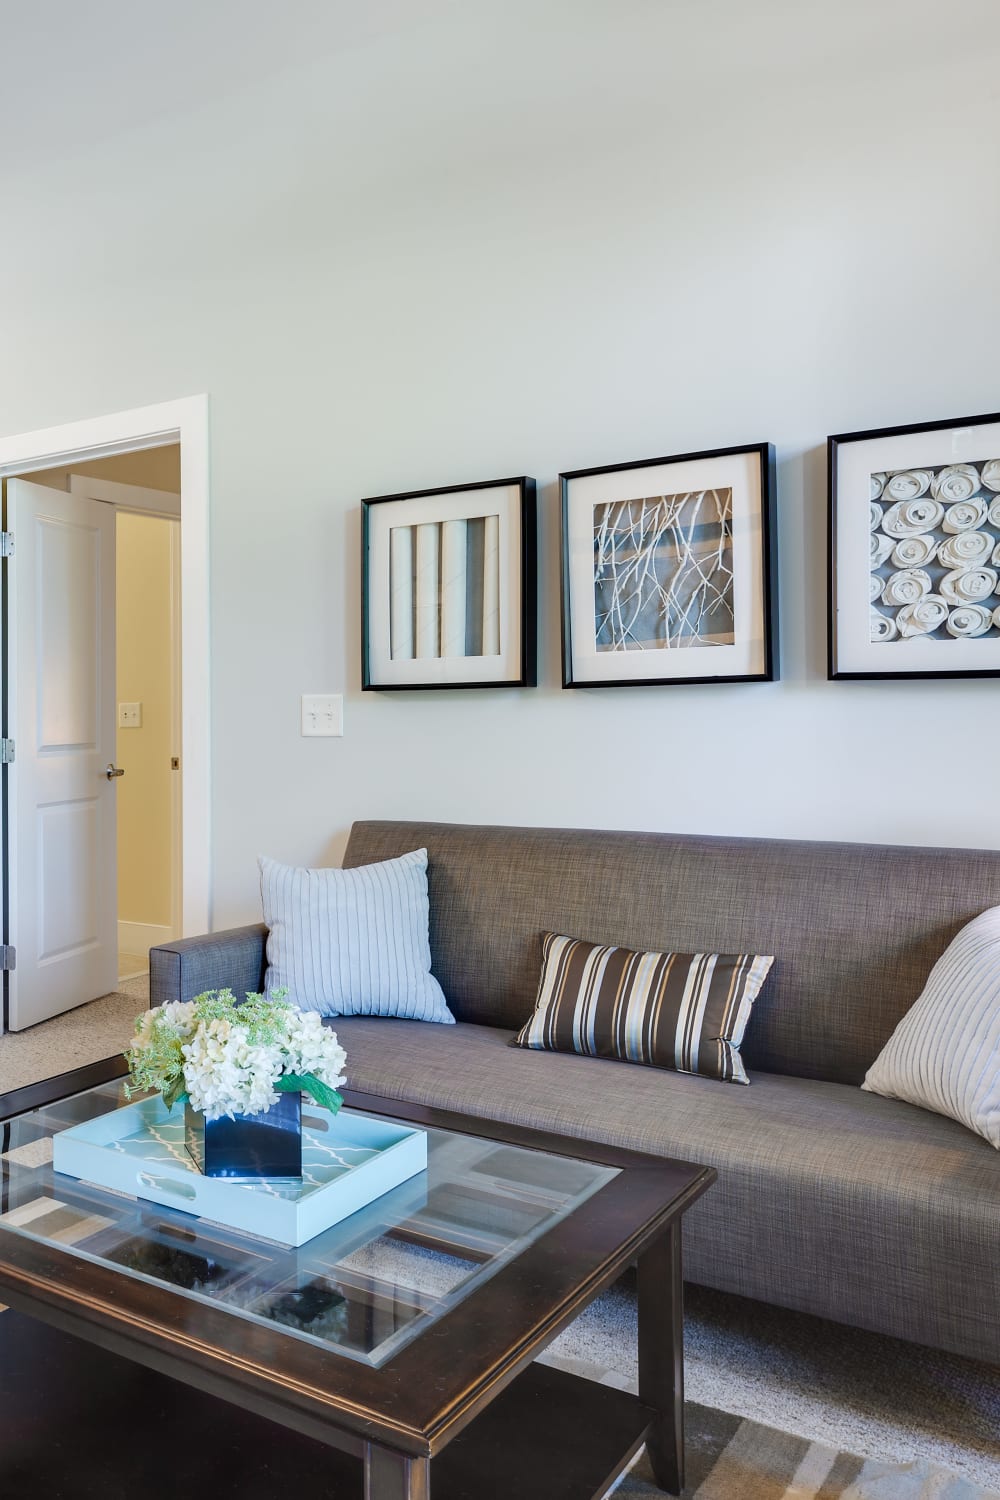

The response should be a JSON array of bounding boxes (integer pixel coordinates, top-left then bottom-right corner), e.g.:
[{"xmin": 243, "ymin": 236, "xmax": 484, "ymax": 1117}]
[
  {"xmin": 0, "ymin": 396, "xmax": 210, "ymax": 1050},
  {"xmin": 28, "ymin": 454, "xmax": 182, "ymax": 991}
]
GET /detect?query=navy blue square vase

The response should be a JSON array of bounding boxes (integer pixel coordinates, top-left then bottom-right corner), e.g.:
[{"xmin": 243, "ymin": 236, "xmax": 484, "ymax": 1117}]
[{"xmin": 184, "ymin": 1091, "xmax": 302, "ymax": 1179}]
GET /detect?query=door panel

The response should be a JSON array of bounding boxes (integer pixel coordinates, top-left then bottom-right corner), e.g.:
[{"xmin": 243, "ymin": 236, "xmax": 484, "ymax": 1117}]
[
  {"xmin": 38, "ymin": 799, "xmax": 100, "ymax": 958},
  {"xmin": 37, "ymin": 517, "xmax": 102, "ymax": 749},
  {"xmin": 8, "ymin": 479, "xmax": 118, "ymax": 1030}
]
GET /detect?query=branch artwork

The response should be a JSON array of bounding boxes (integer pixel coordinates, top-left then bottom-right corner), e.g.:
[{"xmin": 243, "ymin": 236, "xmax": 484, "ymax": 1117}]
[{"xmin": 593, "ymin": 488, "xmax": 734, "ymax": 651}]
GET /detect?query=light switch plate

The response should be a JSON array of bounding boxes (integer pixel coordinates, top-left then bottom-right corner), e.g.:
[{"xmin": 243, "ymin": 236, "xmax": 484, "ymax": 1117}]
[
  {"xmin": 301, "ymin": 694, "xmax": 343, "ymax": 737},
  {"xmin": 119, "ymin": 702, "xmax": 142, "ymax": 728}
]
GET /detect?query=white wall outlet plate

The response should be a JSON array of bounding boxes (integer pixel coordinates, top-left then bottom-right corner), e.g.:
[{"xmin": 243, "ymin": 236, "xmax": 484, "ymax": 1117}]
[
  {"xmin": 301, "ymin": 693, "xmax": 343, "ymax": 737},
  {"xmin": 118, "ymin": 701, "xmax": 142, "ymax": 728}
]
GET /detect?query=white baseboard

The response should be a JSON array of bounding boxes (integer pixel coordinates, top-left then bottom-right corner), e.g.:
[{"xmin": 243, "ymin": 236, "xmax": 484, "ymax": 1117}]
[{"xmin": 118, "ymin": 920, "xmax": 174, "ymax": 956}]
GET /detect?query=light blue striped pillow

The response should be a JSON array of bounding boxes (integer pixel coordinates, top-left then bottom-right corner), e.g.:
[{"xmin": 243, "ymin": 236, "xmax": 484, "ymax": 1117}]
[
  {"xmin": 259, "ymin": 849, "xmax": 454, "ymax": 1023},
  {"xmin": 862, "ymin": 906, "xmax": 1000, "ymax": 1148}
]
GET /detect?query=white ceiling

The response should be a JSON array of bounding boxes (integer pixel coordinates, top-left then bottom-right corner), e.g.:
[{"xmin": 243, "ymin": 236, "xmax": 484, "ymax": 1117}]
[
  {"xmin": 1, "ymin": 0, "xmax": 996, "ymax": 280},
  {"xmin": 6, "ymin": 0, "xmax": 994, "ymax": 188},
  {"xmin": 0, "ymin": 1, "xmax": 463, "ymax": 172}
]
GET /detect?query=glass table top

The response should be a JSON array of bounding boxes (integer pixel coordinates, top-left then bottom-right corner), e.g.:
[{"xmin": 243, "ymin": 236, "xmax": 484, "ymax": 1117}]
[{"xmin": 0, "ymin": 1081, "xmax": 617, "ymax": 1368}]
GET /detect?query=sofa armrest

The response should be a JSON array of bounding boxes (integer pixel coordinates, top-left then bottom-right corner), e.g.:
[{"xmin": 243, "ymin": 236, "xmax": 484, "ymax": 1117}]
[{"xmin": 148, "ymin": 925, "xmax": 268, "ymax": 1008}]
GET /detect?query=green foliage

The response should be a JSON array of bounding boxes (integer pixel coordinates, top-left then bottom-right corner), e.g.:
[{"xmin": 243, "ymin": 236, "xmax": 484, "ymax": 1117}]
[
  {"xmin": 190, "ymin": 986, "xmax": 293, "ymax": 1044},
  {"xmin": 276, "ymin": 1073, "xmax": 343, "ymax": 1115},
  {"xmin": 162, "ymin": 1076, "xmax": 190, "ymax": 1110},
  {"xmin": 123, "ymin": 987, "xmax": 293, "ymax": 1102},
  {"xmin": 123, "ymin": 1009, "xmax": 186, "ymax": 1101}
]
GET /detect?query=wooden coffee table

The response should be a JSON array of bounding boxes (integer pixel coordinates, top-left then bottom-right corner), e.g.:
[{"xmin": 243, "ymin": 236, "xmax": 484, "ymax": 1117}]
[{"xmin": 0, "ymin": 1061, "xmax": 714, "ymax": 1499}]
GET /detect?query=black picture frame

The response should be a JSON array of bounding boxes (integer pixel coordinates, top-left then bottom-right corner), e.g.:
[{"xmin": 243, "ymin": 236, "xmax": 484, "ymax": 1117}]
[
  {"xmin": 362, "ymin": 476, "xmax": 536, "ymax": 691},
  {"xmin": 560, "ymin": 442, "xmax": 778, "ymax": 689},
  {"xmin": 829, "ymin": 411, "xmax": 1000, "ymax": 680}
]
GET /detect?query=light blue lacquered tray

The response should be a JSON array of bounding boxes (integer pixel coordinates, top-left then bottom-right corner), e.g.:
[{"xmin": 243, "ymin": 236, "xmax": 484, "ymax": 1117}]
[{"xmin": 52, "ymin": 1097, "xmax": 427, "ymax": 1247}]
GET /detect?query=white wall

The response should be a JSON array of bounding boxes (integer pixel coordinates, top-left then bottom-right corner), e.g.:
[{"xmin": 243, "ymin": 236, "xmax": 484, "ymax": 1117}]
[{"xmin": 2, "ymin": 0, "xmax": 999, "ymax": 929}]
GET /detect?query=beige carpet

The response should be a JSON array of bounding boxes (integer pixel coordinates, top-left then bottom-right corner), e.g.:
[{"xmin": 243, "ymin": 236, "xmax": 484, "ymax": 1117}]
[
  {"xmin": 0, "ymin": 974, "xmax": 149, "ymax": 1095},
  {"xmin": 544, "ymin": 1276, "xmax": 1000, "ymax": 1494},
  {"xmin": 594, "ymin": 1398, "xmax": 1000, "ymax": 1497}
]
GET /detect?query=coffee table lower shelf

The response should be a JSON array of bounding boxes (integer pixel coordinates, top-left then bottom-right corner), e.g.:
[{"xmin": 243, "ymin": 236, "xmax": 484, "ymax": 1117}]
[
  {"xmin": 0, "ymin": 1308, "xmax": 655, "ymax": 1500},
  {"xmin": 437, "ymin": 1361, "xmax": 656, "ymax": 1499}
]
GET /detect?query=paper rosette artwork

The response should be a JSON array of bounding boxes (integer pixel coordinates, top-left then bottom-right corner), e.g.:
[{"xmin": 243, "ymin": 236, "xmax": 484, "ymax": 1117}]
[
  {"xmin": 362, "ymin": 477, "xmax": 535, "ymax": 689},
  {"xmin": 830, "ymin": 414, "xmax": 1000, "ymax": 679},
  {"xmin": 869, "ymin": 461, "xmax": 1000, "ymax": 645},
  {"xmin": 561, "ymin": 444, "xmax": 776, "ymax": 687}
]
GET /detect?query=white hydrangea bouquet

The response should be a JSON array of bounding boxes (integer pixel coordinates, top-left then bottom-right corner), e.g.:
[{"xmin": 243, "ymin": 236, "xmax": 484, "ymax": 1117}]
[{"xmin": 124, "ymin": 988, "xmax": 347, "ymax": 1121}]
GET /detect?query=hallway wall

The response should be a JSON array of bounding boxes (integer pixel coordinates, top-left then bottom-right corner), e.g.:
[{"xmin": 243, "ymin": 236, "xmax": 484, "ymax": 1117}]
[{"xmin": 116, "ymin": 513, "xmax": 175, "ymax": 936}]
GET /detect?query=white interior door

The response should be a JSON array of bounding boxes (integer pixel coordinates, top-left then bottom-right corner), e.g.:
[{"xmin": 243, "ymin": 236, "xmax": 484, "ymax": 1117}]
[{"xmin": 7, "ymin": 479, "xmax": 118, "ymax": 1030}]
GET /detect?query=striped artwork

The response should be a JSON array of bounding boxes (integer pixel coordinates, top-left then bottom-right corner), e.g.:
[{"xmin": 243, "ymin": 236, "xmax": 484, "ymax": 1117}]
[
  {"xmin": 512, "ymin": 933, "xmax": 774, "ymax": 1084},
  {"xmin": 390, "ymin": 514, "xmax": 501, "ymax": 661}
]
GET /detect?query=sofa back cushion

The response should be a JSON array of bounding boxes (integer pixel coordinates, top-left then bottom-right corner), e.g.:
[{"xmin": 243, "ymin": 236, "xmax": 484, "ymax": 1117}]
[{"xmin": 342, "ymin": 820, "xmax": 1000, "ymax": 1085}]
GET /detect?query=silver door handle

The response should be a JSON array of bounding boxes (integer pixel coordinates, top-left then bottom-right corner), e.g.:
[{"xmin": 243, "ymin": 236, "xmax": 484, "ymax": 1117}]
[{"xmin": 105, "ymin": 763, "xmax": 125, "ymax": 780}]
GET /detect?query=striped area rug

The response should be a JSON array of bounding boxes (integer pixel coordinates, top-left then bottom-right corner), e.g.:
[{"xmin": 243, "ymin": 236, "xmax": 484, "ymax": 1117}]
[
  {"xmin": 538, "ymin": 1348, "xmax": 996, "ymax": 1500},
  {"xmin": 611, "ymin": 1400, "xmax": 998, "ymax": 1499}
]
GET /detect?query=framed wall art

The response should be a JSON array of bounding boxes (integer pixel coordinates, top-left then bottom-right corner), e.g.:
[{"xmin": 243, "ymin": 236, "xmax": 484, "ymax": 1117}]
[
  {"xmin": 560, "ymin": 443, "xmax": 778, "ymax": 688},
  {"xmin": 362, "ymin": 476, "xmax": 536, "ymax": 690},
  {"xmin": 829, "ymin": 411, "xmax": 1000, "ymax": 679}
]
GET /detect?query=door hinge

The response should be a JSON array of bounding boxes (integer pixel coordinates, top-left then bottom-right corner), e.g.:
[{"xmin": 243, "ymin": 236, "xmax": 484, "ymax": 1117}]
[
  {"xmin": 0, "ymin": 532, "xmax": 13, "ymax": 558},
  {"xmin": 0, "ymin": 739, "xmax": 12, "ymax": 765},
  {"xmin": 0, "ymin": 946, "xmax": 15, "ymax": 972}
]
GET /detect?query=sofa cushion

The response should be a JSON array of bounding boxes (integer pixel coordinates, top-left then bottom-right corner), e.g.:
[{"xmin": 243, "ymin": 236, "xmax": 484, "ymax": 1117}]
[
  {"xmin": 341, "ymin": 819, "xmax": 1000, "ymax": 1086},
  {"xmin": 862, "ymin": 904, "xmax": 1000, "ymax": 1147},
  {"xmin": 511, "ymin": 932, "xmax": 773, "ymax": 1084},
  {"xmin": 332, "ymin": 1015, "xmax": 1000, "ymax": 1366},
  {"xmin": 259, "ymin": 850, "xmax": 454, "ymax": 1023}
]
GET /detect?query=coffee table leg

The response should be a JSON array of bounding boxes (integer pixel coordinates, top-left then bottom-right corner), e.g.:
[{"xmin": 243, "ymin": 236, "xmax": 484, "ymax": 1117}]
[
  {"xmin": 637, "ymin": 1220, "xmax": 684, "ymax": 1495},
  {"xmin": 364, "ymin": 1442, "xmax": 431, "ymax": 1500}
]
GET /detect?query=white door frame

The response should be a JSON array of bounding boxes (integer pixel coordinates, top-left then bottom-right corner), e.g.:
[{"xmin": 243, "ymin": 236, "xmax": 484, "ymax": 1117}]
[
  {"xmin": 0, "ymin": 396, "xmax": 211, "ymax": 936},
  {"xmin": 69, "ymin": 473, "xmax": 180, "ymax": 518}
]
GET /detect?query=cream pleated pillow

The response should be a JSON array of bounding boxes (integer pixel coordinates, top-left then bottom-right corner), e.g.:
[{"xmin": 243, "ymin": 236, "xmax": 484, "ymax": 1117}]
[{"xmin": 862, "ymin": 906, "xmax": 1000, "ymax": 1148}]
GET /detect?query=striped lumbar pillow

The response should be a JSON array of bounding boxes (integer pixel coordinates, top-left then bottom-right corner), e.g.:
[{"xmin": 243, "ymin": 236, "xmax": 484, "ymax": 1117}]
[
  {"xmin": 862, "ymin": 906, "xmax": 1000, "ymax": 1147},
  {"xmin": 259, "ymin": 849, "xmax": 454, "ymax": 1023},
  {"xmin": 511, "ymin": 933, "xmax": 774, "ymax": 1084}
]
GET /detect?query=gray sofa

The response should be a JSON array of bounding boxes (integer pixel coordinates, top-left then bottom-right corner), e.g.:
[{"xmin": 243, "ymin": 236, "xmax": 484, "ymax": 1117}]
[{"xmin": 150, "ymin": 819, "xmax": 1000, "ymax": 1367}]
